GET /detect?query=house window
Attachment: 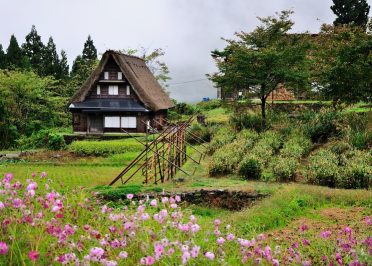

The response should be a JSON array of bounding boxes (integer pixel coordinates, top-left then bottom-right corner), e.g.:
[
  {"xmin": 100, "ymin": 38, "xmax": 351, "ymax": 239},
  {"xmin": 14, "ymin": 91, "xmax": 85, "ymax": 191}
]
[
  {"xmin": 118, "ymin": 72, "xmax": 122, "ymax": 80},
  {"xmin": 97, "ymin": 85, "xmax": 101, "ymax": 95},
  {"xmin": 104, "ymin": 72, "xmax": 109, "ymax": 80},
  {"xmin": 104, "ymin": 116, "xmax": 120, "ymax": 128},
  {"xmin": 121, "ymin": 117, "xmax": 137, "ymax": 128},
  {"xmin": 108, "ymin": 85, "xmax": 118, "ymax": 95},
  {"xmin": 126, "ymin": 85, "xmax": 131, "ymax": 96}
]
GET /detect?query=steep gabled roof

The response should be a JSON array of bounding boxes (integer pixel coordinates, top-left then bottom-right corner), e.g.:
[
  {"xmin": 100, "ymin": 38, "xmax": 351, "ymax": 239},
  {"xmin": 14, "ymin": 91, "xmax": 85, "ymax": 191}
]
[{"xmin": 70, "ymin": 50, "xmax": 174, "ymax": 111}]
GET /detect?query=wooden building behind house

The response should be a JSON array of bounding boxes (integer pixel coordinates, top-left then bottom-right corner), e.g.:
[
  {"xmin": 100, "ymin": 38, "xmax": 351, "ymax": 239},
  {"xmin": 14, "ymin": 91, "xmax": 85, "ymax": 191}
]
[{"xmin": 69, "ymin": 50, "xmax": 174, "ymax": 134}]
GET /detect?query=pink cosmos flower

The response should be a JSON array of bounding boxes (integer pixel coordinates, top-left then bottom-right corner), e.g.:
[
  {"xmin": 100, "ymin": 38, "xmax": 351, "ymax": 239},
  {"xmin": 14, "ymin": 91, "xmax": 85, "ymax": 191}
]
[
  {"xmin": 127, "ymin": 194, "xmax": 134, "ymax": 200},
  {"xmin": 0, "ymin": 202, "xmax": 5, "ymax": 210},
  {"xmin": 175, "ymin": 195, "xmax": 181, "ymax": 202},
  {"xmin": 29, "ymin": 251, "xmax": 39, "ymax": 261},
  {"xmin": 217, "ymin": 237, "xmax": 225, "ymax": 245},
  {"xmin": 150, "ymin": 199, "xmax": 157, "ymax": 207},
  {"xmin": 302, "ymin": 239, "xmax": 310, "ymax": 246},
  {"xmin": 4, "ymin": 173, "xmax": 13, "ymax": 183},
  {"xmin": 141, "ymin": 213, "xmax": 150, "ymax": 221},
  {"xmin": 214, "ymin": 219, "xmax": 221, "ymax": 227},
  {"xmin": 155, "ymin": 244, "xmax": 164, "ymax": 255},
  {"xmin": 101, "ymin": 205, "xmax": 108, "ymax": 213},
  {"xmin": 27, "ymin": 182, "xmax": 37, "ymax": 191},
  {"xmin": 205, "ymin": 252, "xmax": 215, "ymax": 260},
  {"xmin": 300, "ymin": 224, "xmax": 309, "ymax": 232},
  {"xmin": 0, "ymin": 242, "xmax": 8, "ymax": 255},
  {"xmin": 167, "ymin": 248, "xmax": 175, "ymax": 255},
  {"xmin": 365, "ymin": 216, "xmax": 371, "ymax": 225},
  {"xmin": 140, "ymin": 256, "xmax": 155, "ymax": 265},
  {"xmin": 170, "ymin": 203, "xmax": 178, "ymax": 209},
  {"xmin": 191, "ymin": 224, "xmax": 200, "ymax": 233},
  {"xmin": 118, "ymin": 251, "xmax": 128, "ymax": 259},
  {"xmin": 182, "ymin": 251, "xmax": 190, "ymax": 264},
  {"xmin": 320, "ymin": 230, "xmax": 332, "ymax": 238},
  {"xmin": 13, "ymin": 198, "xmax": 22, "ymax": 208},
  {"xmin": 190, "ymin": 246, "xmax": 200, "ymax": 258},
  {"xmin": 161, "ymin": 197, "xmax": 169, "ymax": 204},
  {"xmin": 124, "ymin": 221, "xmax": 133, "ymax": 231},
  {"xmin": 227, "ymin": 233, "xmax": 235, "ymax": 241},
  {"xmin": 40, "ymin": 172, "xmax": 47, "ymax": 178},
  {"xmin": 89, "ymin": 247, "xmax": 104, "ymax": 261},
  {"xmin": 31, "ymin": 172, "xmax": 36, "ymax": 178}
]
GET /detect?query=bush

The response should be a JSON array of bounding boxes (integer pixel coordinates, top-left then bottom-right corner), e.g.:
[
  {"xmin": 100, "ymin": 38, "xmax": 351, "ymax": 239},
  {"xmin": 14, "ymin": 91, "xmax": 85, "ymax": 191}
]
[
  {"xmin": 47, "ymin": 133, "xmax": 66, "ymax": 150},
  {"xmin": 281, "ymin": 132, "xmax": 312, "ymax": 158},
  {"xmin": 348, "ymin": 130, "xmax": 372, "ymax": 150},
  {"xmin": 196, "ymin": 99, "xmax": 222, "ymax": 111},
  {"xmin": 336, "ymin": 149, "xmax": 371, "ymax": 189},
  {"xmin": 272, "ymin": 157, "xmax": 299, "ymax": 182},
  {"xmin": 209, "ymin": 140, "xmax": 245, "ymax": 176},
  {"xmin": 186, "ymin": 123, "xmax": 212, "ymax": 144},
  {"xmin": 69, "ymin": 139, "xmax": 143, "ymax": 156},
  {"xmin": 207, "ymin": 127, "xmax": 236, "ymax": 154},
  {"xmin": 174, "ymin": 102, "xmax": 200, "ymax": 115},
  {"xmin": 238, "ymin": 155, "xmax": 262, "ymax": 180},
  {"xmin": 307, "ymin": 149, "xmax": 340, "ymax": 187},
  {"xmin": 230, "ymin": 112, "xmax": 266, "ymax": 132},
  {"xmin": 236, "ymin": 129, "xmax": 260, "ymax": 150},
  {"xmin": 302, "ymin": 109, "xmax": 341, "ymax": 143}
]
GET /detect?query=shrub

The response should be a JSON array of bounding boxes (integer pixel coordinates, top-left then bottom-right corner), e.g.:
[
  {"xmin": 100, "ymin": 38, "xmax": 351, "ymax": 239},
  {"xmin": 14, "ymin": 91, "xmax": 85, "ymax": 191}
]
[
  {"xmin": 196, "ymin": 99, "xmax": 222, "ymax": 111},
  {"xmin": 47, "ymin": 133, "xmax": 66, "ymax": 150},
  {"xmin": 330, "ymin": 140, "xmax": 353, "ymax": 155},
  {"xmin": 348, "ymin": 130, "xmax": 372, "ymax": 150},
  {"xmin": 69, "ymin": 139, "xmax": 143, "ymax": 156},
  {"xmin": 207, "ymin": 127, "xmax": 236, "ymax": 154},
  {"xmin": 272, "ymin": 157, "xmax": 299, "ymax": 182},
  {"xmin": 302, "ymin": 109, "xmax": 341, "ymax": 143},
  {"xmin": 336, "ymin": 149, "xmax": 372, "ymax": 189},
  {"xmin": 186, "ymin": 123, "xmax": 212, "ymax": 144},
  {"xmin": 238, "ymin": 155, "xmax": 262, "ymax": 180},
  {"xmin": 236, "ymin": 129, "xmax": 260, "ymax": 150},
  {"xmin": 338, "ymin": 161, "xmax": 371, "ymax": 189},
  {"xmin": 281, "ymin": 132, "xmax": 312, "ymax": 158},
  {"xmin": 209, "ymin": 140, "xmax": 245, "ymax": 176},
  {"xmin": 230, "ymin": 112, "xmax": 265, "ymax": 132},
  {"xmin": 307, "ymin": 149, "xmax": 340, "ymax": 187}
]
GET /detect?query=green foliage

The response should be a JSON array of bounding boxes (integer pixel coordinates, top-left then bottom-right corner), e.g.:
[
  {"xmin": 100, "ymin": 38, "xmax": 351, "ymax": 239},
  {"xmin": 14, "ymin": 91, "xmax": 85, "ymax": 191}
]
[
  {"xmin": 174, "ymin": 102, "xmax": 200, "ymax": 115},
  {"xmin": 307, "ymin": 149, "xmax": 340, "ymax": 187},
  {"xmin": 210, "ymin": 10, "xmax": 310, "ymax": 121},
  {"xmin": 236, "ymin": 129, "xmax": 260, "ymax": 150},
  {"xmin": 302, "ymin": 109, "xmax": 341, "ymax": 143},
  {"xmin": 6, "ymin": 35, "xmax": 27, "ymax": 69},
  {"xmin": 94, "ymin": 184, "xmax": 143, "ymax": 200},
  {"xmin": 272, "ymin": 157, "xmax": 299, "ymax": 182},
  {"xmin": 186, "ymin": 123, "xmax": 212, "ymax": 144},
  {"xmin": 47, "ymin": 133, "xmax": 66, "ymax": 150},
  {"xmin": 82, "ymin": 35, "xmax": 97, "ymax": 60},
  {"xmin": 331, "ymin": 0, "xmax": 370, "ymax": 28},
  {"xmin": 0, "ymin": 44, "xmax": 6, "ymax": 69},
  {"xmin": 68, "ymin": 139, "xmax": 143, "ymax": 156},
  {"xmin": 348, "ymin": 130, "xmax": 372, "ymax": 149},
  {"xmin": 0, "ymin": 70, "xmax": 68, "ymax": 148},
  {"xmin": 22, "ymin": 25, "xmax": 44, "ymax": 75},
  {"xmin": 230, "ymin": 112, "xmax": 266, "ymax": 132},
  {"xmin": 250, "ymin": 131, "xmax": 282, "ymax": 166},
  {"xmin": 238, "ymin": 155, "xmax": 262, "ymax": 180},
  {"xmin": 209, "ymin": 139, "xmax": 246, "ymax": 176},
  {"xmin": 42, "ymin": 37, "xmax": 61, "ymax": 78},
  {"xmin": 207, "ymin": 127, "xmax": 236, "ymax": 154},
  {"xmin": 196, "ymin": 100, "xmax": 222, "ymax": 111}
]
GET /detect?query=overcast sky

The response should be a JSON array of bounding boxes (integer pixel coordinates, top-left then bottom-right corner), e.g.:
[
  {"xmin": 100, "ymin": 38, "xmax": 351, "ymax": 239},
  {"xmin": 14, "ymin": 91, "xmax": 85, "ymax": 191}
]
[{"xmin": 1, "ymin": 0, "xmax": 371, "ymax": 102}]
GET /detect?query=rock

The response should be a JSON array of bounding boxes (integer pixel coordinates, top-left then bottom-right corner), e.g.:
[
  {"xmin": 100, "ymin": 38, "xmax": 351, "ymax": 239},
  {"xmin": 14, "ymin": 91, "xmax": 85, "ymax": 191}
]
[{"xmin": 51, "ymin": 154, "xmax": 62, "ymax": 159}]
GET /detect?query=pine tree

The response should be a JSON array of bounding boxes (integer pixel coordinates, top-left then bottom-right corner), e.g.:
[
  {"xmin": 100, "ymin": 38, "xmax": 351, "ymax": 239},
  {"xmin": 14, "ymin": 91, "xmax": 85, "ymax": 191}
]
[
  {"xmin": 82, "ymin": 35, "xmax": 97, "ymax": 60},
  {"xmin": 331, "ymin": 0, "xmax": 371, "ymax": 29},
  {"xmin": 6, "ymin": 35, "xmax": 24, "ymax": 69},
  {"xmin": 0, "ymin": 44, "xmax": 6, "ymax": 69},
  {"xmin": 22, "ymin": 25, "xmax": 45, "ymax": 74},
  {"xmin": 42, "ymin": 36, "xmax": 60, "ymax": 77},
  {"xmin": 58, "ymin": 50, "xmax": 69, "ymax": 80}
]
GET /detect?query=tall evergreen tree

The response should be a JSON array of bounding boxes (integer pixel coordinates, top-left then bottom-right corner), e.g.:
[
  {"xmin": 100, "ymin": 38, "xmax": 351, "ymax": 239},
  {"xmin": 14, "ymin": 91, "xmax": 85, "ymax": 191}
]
[
  {"xmin": 0, "ymin": 44, "xmax": 6, "ymax": 69},
  {"xmin": 331, "ymin": 0, "xmax": 371, "ymax": 29},
  {"xmin": 6, "ymin": 35, "xmax": 25, "ymax": 69},
  {"xmin": 22, "ymin": 25, "xmax": 45, "ymax": 74},
  {"xmin": 42, "ymin": 36, "xmax": 60, "ymax": 77},
  {"xmin": 58, "ymin": 50, "xmax": 69, "ymax": 80},
  {"xmin": 82, "ymin": 35, "xmax": 97, "ymax": 60}
]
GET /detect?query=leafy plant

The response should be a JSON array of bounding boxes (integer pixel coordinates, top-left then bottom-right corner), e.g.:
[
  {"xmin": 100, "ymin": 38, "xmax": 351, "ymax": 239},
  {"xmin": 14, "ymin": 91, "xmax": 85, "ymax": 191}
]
[
  {"xmin": 47, "ymin": 133, "xmax": 66, "ymax": 150},
  {"xmin": 307, "ymin": 149, "xmax": 340, "ymax": 187},
  {"xmin": 238, "ymin": 155, "xmax": 262, "ymax": 180},
  {"xmin": 272, "ymin": 157, "xmax": 299, "ymax": 182}
]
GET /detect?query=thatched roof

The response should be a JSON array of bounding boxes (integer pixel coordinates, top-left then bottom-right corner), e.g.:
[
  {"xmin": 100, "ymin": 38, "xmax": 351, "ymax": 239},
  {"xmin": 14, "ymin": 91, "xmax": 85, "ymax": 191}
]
[{"xmin": 70, "ymin": 50, "xmax": 174, "ymax": 111}]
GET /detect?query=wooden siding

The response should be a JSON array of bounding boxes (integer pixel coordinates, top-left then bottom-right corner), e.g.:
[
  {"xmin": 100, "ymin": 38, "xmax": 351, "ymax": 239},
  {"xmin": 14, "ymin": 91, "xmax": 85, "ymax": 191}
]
[
  {"xmin": 72, "ymin": 113, "xmax": 87, "ymax": 132},
  {"xmin": 87, "ymin": 83, "xmax": 139, "ymax": 100}
]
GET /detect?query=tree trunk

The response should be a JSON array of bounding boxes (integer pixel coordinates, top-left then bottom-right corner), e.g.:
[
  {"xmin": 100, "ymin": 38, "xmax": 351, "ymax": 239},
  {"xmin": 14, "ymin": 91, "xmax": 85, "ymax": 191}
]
[{"xmin": 261, "ymin": 96, "xmax": 266, "ymax": 128}]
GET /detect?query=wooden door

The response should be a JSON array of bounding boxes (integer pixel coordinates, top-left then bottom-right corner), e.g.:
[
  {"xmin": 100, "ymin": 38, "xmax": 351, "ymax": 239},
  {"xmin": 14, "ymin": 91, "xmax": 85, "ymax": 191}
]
[{"xmin": 89, "ymin": 115, "xmax": 103, "ymax": 133}]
